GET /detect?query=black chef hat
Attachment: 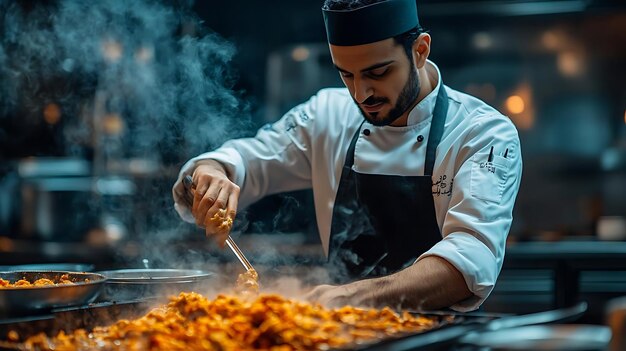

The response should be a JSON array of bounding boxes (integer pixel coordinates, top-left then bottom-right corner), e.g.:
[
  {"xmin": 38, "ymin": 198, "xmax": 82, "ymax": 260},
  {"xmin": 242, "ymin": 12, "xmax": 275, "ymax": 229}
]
[{"xmin": 322, "ymin": 0, "xmax": 419, "ymax": 46}]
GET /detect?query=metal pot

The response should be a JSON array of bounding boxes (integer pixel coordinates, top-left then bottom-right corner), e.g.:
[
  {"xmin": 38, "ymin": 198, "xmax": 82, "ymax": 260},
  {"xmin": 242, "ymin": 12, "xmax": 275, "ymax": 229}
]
[
  {"xmin": 17, "ymin": 158, "xmax": 135, "ymax": 242},
  {"xmin": 0, "ymin": 263, "xmax": 94, "ymax": 272},
  {"xmin": 0, "ymin": 271, "xmax": 106, "ymax": 315},
  {"xmin": 96, "ymin": 269, "xmax": 214, "ymax": 302}
]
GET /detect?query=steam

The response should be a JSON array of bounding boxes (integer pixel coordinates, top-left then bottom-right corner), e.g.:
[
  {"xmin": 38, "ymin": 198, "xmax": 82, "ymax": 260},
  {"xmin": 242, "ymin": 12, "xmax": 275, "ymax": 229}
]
[
  {"xmin": 327, "ymin": 200, "xmax": 387, "ymax": 281},
  {"xmin": 0, "ymin": 0, "xmax": 375, "ymax": 301},
  {"xmin": 0, "ymin": 0, "xmax": 249, "ymax": 154},
  {"xmin": 271, "ymin": 196, "xmax": 299, "ymax": 232},
  {"xmin": 0, "ymin": 0, "xmax": 269, "ymax": 281}
]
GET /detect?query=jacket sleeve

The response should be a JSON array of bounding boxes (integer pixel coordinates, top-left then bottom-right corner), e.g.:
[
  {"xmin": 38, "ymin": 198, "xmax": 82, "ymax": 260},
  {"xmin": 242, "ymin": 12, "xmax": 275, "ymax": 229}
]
[
  {"xmin": 419, "ymin": 113, "xmax": 523, "ymax": 312},
  {"xmin": 175, "ymin": 94, "xmax": 319, "ymax": 216}
]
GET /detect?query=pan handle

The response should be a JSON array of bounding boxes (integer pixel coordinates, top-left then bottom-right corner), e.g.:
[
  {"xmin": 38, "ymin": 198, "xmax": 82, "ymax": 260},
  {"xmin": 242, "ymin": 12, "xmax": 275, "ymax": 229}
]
[{"xmin": 484, "ymin": 301, "xmax": 587, "ymax": 331}]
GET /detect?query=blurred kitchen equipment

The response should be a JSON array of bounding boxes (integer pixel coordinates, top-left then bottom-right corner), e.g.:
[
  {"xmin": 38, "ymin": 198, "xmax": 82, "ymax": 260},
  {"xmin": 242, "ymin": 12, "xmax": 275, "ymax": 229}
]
[
  {"xmin": 182, "ymin": 175, "xmax": 256, "ymax": 273},
  {"xmin": 265, "ymin": 43, "xmax": 342, "ymax": 123},
  {"xmin": 17, "ymin": 158, "xmax": 134, "ymax": 242},
  {"xmin": 597, "ymin": 216, "xmax": 626, "ymax": 241},
  {"xmin": 19, "ymin": 158, "xmax": 94, "ymax": 241},
  {"xmin": 483, "ymin": 301, "xmax": 587, "ymax": 331},
  {"xmin": 96, "ymin": 268, "xmax": 213, "ymax": 302},
  {"xmin": 0, "ymin": 170, "xmax": 18, "ymax": 235},
  {"xmin": 460, "ymin": 301, "xmax": 592, "ymax": 350},
  {"xmin": 0, "ymin": 271, "xmax": 106, "ymax": 315},
  {"xmin": 458, "ymin": 301, "xmax": 613, "ymax": 350},
  {"xmin": 459, "ymin": 324, "xmax": 611, "ymax": 351}
]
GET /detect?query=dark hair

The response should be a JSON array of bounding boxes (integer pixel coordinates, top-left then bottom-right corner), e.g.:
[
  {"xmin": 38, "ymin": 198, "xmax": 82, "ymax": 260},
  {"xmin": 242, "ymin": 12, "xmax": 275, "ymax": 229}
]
[{"xmin": 322, "ymin": 0, "xmax": 424, "ymax": 59}]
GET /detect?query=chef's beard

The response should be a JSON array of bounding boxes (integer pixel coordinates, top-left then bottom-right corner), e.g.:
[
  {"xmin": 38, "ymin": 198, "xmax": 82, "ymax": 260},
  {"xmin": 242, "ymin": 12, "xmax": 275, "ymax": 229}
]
[{"xmin": 357, "ymin": 64, "xmax": 421, "ymax": 127}]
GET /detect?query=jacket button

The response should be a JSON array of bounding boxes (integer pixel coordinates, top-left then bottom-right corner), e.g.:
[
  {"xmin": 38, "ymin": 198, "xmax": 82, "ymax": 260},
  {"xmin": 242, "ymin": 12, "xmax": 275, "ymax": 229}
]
[
  {"xmin": 417, "ymin": 135, "xmax": 424, "ymax": 142},
  {"xmin": 363, "ymin": 129, "xmax": 371, "ymax": 136}
]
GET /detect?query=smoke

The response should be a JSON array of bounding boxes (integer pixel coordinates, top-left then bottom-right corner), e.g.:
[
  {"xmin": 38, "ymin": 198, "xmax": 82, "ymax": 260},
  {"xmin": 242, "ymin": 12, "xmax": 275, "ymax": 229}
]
[
  {"xmin": 0, "ymin": 0, "xmax": 262, "ymax": 269},
  {"xmin": 0, "ymin": 0, "xmax": 402, "ymax": 315},
  {"xmin": 0, "ymin": 0, "xmax": 250, "ymax": 154}
]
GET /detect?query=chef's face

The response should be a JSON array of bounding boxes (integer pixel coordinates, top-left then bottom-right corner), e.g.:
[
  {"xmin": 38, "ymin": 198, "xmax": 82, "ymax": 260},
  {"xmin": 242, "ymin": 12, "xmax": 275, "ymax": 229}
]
[{"xmin": 330, "ymin": 38, "xmax": 420, "ymax": 126}]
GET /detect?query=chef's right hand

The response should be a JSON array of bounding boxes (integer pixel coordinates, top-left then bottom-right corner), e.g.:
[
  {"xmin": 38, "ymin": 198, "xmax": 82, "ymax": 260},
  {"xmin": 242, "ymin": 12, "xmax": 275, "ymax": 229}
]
[{"xmin": 187, "ymin": 160, "xmax": 240, "ymax": 248}]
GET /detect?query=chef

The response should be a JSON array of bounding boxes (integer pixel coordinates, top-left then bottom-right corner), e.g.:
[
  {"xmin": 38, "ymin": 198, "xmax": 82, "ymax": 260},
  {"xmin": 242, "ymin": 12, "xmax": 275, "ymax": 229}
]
[{"xmin": 172, "ymin": 0, "xmax": 522, "ymax": 312}]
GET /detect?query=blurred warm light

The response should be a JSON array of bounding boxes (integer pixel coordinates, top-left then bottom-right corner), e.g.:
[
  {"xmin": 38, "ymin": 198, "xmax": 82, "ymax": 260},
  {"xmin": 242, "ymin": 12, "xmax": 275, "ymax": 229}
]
[
  {"xmin": 135, "ymin": 45, "xmax": 154, "ymax": 63},
  {"xmin": 505, "ymin": 95, "xmax": 525, "ymax": 114},
  {"xmin": 291, "ymin": 46, "xmax": 310, "ymax": 62},
  {"xmin": 541, "ymin": 30, "xmax": 560, "ymax": 50},
  {"xmin": 102, "ymin": 113, "xmax": 124, "ymax": 135},
  {"xmin": 43, "ymin": 103, "xmax": 61, "ymax": 125},
  {"xmin": 472, "ymin": 32, "xmax": 493, "ymax": 50},
  {"xmin": 557, "ymin": 51, "xmax": 584, "ymax": 77},
  {"xmin": 623, "ymin": 110, "xmax": 626, "ymax": 124},
  {"xmin": 541, "ymin": 28, "xmax": 572, "ymax": 51},
  {"xmin": 102, "ymin": 39, "xmax": 123, "ymax": 63},
  {"xmin": 0, "ymin": 237, "xmax": 15, "ymax": 251},
  {"xmin": 504, "ymin": 82, "xmax": 535, "ymax": 130}
]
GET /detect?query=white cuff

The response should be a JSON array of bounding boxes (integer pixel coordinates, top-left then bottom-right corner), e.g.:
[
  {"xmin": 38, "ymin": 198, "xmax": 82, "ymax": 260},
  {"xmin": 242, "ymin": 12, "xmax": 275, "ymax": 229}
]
[
  {"xmin": 183, "ymin": 147, "xmax": 246, "ymax": 187},
  {"xmin": 173, "ymin": 148, "xmax": 245, "ymax": 223}
]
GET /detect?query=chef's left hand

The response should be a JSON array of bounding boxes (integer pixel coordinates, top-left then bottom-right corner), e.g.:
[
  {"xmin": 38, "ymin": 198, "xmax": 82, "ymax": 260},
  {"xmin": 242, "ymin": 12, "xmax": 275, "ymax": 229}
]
[{"xmin": 305, "ymin": 283, "xmax": 363, "ymax": 308}]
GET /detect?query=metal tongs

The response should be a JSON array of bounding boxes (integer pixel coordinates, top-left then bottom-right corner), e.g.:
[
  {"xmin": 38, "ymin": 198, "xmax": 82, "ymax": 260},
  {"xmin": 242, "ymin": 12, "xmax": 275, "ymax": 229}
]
[{"xmin": 183, "ymin": 175, "xmax": 255, "ymax": 273}]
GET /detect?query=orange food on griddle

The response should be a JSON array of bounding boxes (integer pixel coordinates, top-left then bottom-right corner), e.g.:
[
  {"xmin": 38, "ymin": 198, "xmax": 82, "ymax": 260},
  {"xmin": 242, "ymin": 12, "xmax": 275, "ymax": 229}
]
[{"xmin": 18, "ymin": 292, "xmax": 439, "ymax": 350}]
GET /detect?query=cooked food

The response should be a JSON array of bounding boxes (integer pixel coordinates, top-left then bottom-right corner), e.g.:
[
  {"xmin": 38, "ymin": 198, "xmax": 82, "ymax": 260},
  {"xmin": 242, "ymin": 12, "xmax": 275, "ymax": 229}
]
[
  {"xmin": 16, "ymin": 291, "xmax": 439, "ymax": 350},
  {"xmin": 236, "ymin": 268, "xmax": 259, "ymax": 297},
  {"xmin": 0, "ymin": 274, "xmax": 78, "ymax": 288},
  {"xmin": 210, "ymin": 208, "xmax": 233, "ymax": 232}
]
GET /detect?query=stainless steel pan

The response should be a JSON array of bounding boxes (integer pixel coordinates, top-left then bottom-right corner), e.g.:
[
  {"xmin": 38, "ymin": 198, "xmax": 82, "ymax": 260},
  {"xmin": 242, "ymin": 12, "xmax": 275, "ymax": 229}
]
[
  {"xmin": 0, "ymin": 263, "xmax": 94, "ymax": 272},
  {"xmin": 97, "ymin": 269, "xmax": 214, "ymax": 302},
  {"xmin": 0, "ymin": 271, "xmax": 106, "ymax": 314}
]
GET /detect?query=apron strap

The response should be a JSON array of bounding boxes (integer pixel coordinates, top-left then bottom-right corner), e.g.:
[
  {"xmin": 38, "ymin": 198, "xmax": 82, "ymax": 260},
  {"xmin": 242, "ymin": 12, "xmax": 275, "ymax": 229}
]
[
  {"xmin": 424, "ymin": 85, "xmax": 449, "ymax": 176},
  {"xmin": 344, "ymin": 120, "xmax": 366, "ymax": 168}
]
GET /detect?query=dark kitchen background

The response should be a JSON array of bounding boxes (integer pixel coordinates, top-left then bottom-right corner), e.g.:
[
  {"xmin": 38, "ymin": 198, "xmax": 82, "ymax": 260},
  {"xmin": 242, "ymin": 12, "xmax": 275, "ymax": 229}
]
[{"xmin": 0, "ymin": 0, "xmax": 625, "ymax": 326}]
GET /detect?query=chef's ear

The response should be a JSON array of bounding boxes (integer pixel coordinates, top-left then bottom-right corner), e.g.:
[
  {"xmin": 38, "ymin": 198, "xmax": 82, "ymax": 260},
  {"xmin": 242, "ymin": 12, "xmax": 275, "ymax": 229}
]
[{"xmin": 411, "ymin": 33, "xmax": 431, "ymax": 69}]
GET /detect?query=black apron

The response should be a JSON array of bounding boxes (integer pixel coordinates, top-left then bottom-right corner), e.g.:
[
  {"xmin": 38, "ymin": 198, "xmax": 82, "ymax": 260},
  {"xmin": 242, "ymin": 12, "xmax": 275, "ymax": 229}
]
[{"xmin": 328, "ymin": 85, "xmax": 449, "ymax": 282}]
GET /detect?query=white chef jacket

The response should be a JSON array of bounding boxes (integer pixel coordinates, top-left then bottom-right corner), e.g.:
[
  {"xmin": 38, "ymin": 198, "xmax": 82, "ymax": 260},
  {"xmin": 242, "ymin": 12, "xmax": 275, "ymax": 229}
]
[{"xmin": 175, "ymin": 61, "xmax": 523, "ymax": 311}]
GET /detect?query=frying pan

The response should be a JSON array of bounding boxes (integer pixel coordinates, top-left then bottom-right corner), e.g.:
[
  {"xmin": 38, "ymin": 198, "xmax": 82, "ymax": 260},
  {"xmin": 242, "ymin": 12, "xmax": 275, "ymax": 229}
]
[
  {"xmin": 97, "ymin": 269, "xmax": 214, "ymax": 302},
  {"xmin": 0, "ymin": 271, "xmax": 106, "ymax": 315},
  {"xmin": 0, "ymin": 263, "xmax": 94, "ymax": 272}
]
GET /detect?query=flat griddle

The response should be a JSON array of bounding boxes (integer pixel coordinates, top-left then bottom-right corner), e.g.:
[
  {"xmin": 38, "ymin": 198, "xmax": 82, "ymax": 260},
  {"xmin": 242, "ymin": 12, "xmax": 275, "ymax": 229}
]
[
  {"xmin": 0, "ymin": 300, "xmax": 586, "ymax": 350},
  {"xmin": 0, "ymin": 300, "xmax": 497, "ymax": 351}
]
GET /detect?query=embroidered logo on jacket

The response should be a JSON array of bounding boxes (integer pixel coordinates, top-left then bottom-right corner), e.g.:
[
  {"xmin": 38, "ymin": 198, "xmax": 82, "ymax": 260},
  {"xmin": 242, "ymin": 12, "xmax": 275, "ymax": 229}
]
[{"xmin": 432, "ymin": 174, "xmax": 453, "ymax": 197}]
